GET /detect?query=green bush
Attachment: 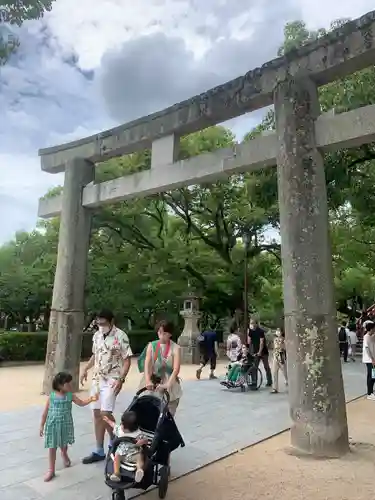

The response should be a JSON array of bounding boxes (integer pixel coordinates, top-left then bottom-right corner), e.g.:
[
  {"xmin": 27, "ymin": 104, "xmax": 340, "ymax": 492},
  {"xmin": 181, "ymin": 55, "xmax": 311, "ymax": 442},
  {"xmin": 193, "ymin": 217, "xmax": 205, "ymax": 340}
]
[
  {"xmin": 0, "ymin": 332, "xmax": 47, "ymax": 361},
  {"xmin": 0, "ymin": 329, "xmax": 156, "ymax": 362}
]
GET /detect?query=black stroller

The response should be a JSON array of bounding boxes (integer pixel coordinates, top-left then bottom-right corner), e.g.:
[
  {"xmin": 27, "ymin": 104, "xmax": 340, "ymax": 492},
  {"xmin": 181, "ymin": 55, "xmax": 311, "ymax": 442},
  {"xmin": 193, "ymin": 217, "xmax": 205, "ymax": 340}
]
[{"xmin": 105, "ymin": 387, "xmax": 185, "ymax": 500}]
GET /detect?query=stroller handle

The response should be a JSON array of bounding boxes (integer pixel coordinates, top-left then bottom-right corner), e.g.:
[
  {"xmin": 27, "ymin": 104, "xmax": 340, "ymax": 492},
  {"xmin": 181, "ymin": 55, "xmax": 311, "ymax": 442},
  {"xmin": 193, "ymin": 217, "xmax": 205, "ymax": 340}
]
[{"xmin": 136, "ymin": 386, "xmax": 170, "ymax": 404}]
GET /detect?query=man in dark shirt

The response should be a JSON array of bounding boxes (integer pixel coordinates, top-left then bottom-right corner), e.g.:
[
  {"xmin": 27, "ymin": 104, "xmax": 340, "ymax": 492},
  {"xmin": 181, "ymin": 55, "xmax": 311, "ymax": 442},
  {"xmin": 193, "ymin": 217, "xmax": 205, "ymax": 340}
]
[
  {"xmin": 247, "ymin": 319, "xmax": 272, "ymax": 389},
  {"xmin": 196, "ymin": 329, "xmax": 218, "ymax": 380}
]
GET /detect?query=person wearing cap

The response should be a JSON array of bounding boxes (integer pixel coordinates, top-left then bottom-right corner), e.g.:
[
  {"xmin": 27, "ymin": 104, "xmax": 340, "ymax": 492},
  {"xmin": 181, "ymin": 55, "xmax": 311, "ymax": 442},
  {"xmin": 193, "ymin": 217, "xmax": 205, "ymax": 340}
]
[{"xmin": 80, "ymin": 309, "xmax": 133, "ymax": 464}]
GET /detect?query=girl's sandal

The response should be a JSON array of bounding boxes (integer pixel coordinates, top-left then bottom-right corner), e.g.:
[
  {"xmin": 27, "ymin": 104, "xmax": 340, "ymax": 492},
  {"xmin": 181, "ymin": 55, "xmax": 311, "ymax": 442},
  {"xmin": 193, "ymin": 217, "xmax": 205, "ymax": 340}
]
[{"xmin": 44, "ymin": 470, "xmax": 55, "ymax": 482}]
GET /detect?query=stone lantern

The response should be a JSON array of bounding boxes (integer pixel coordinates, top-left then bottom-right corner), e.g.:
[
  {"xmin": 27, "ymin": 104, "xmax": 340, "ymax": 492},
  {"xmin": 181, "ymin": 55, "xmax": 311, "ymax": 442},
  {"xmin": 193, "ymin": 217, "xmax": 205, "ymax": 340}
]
[{"xmin": 178, "ymin": 290, "xmax": 202, "ymax": 364}]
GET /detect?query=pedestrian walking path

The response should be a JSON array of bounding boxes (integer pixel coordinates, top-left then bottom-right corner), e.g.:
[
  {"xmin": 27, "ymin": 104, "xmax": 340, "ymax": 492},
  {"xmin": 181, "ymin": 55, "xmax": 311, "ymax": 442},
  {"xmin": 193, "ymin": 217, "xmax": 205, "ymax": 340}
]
[{"xmin": 0, "ymin": 362, "xmax": 364, "ymax": 500}]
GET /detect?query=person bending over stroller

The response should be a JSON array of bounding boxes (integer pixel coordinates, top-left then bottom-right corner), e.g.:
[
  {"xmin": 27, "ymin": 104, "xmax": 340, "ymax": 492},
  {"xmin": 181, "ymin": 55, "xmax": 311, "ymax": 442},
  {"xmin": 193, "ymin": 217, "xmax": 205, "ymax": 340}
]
[
  {"xmin": 103, "ymin": 410, "xmax": 148, "ymax": 483},
  {"xmin": 221, "ymin": 345, "xmax": 251, "ymax": 388}
]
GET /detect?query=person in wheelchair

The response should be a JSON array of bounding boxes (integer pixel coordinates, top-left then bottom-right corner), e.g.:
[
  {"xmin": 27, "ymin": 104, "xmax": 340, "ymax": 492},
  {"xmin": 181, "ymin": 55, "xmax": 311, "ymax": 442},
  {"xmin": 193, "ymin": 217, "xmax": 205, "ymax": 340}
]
[
  {"xmin": 103, "ymin": 410, "xmax": 148, "ymax": 483},
  {"xmin": 221, "ymin": 345, "xmax": 252, "ymax": 388}
]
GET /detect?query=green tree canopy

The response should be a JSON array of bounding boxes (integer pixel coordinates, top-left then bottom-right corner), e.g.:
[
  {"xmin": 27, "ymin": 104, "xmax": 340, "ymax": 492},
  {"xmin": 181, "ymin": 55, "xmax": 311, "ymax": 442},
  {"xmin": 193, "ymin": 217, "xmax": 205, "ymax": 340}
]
[
  {"xmin": 0, "ymin": 0, "xmax": 55, "ymax": 64},
  {"xmin": 2, "ymin": 16, "xmax": 375, "ymax": 331}
]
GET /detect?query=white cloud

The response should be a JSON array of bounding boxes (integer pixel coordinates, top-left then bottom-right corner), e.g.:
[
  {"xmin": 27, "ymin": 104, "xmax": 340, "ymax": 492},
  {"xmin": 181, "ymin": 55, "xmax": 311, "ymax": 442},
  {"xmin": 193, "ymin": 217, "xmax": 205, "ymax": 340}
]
[
  {"xmin": 1, "ymin": 0, "xmax": 374, "ymax": 244},
  {"xmin": 299, "ymin": 0, "xmax": 374, "ymax": 30}
]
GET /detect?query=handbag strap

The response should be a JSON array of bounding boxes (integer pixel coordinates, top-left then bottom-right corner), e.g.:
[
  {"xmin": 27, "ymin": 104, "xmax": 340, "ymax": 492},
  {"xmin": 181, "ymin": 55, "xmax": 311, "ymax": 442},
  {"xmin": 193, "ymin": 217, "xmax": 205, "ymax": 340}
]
[
  {"xmin": 153, "ymin": 341, "xmax": 171, "ymax": 370},
  {"xmin": 154, "ymin": 341, "xmax": 160, "ymax": 363}
]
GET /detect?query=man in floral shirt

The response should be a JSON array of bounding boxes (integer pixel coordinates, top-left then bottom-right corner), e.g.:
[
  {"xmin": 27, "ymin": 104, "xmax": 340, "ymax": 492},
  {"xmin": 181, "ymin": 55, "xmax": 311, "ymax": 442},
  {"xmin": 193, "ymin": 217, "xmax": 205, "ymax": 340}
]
[{"xmin": 80, "ymin": 309, "xmax": 133, "ymax": 464}]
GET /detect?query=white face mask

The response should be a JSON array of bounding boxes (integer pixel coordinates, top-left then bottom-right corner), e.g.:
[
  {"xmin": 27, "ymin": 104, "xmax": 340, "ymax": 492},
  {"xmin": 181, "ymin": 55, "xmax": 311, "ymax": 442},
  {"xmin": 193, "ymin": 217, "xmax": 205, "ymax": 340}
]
[
  {"xmin": 275, "ymin": 329, "xmax": 282, "ymax": 337},
  {"xmin": 98, "ymin": 325, "xmax": 110, "ymax": 335}
]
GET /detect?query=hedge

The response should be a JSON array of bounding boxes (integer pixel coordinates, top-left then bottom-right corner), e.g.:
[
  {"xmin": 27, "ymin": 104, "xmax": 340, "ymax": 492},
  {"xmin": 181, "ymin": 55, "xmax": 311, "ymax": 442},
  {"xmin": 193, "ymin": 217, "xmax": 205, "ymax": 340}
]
[{"xmin": 0, "ymin": 330, "xmax": 156, "ymax": 362}]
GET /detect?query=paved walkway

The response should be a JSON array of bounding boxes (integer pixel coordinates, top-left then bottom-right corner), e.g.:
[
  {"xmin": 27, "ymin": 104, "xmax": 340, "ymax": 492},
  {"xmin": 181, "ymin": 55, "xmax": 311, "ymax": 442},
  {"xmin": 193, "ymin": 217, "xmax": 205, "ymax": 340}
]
[{"xmin": 0, "ymin": 362, "xmax": 365, "ymax": 500}]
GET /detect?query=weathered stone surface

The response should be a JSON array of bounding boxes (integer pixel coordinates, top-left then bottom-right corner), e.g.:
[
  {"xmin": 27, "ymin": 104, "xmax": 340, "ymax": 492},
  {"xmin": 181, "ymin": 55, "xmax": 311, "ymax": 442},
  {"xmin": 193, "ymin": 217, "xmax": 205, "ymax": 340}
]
[
  {"xmin": 38, "ymin": 102, "xmax": 375, "ymax": 219},
  {"xmin": 151, "ymin": 134, "xmax": 179, "ymax": 169},
  {"xmin": 38, "ymin": 11, "xmax": 375, "ymax": 172},
  {"xmin": 274, "ymin": 76, "xmax": 349, "ymax": 457},
  {"xmin": 42, "ymin": 159, "xmax": 94, "ymax": 394},
  {"xmin": 48, "ymin": 310, "xmax": 86, "ymax": 391},
  {"xmin": 179, "ymin": 343, "xmax": 200, "ymax": 365},
  {"xmin": 178, "ymin": 298, "xmax": 202, "ymax": 365}
]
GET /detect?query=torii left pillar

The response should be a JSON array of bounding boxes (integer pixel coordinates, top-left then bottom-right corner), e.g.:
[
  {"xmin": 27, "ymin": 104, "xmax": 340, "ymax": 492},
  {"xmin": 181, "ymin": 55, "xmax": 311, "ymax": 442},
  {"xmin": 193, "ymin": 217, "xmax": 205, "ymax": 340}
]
[{"xmin": 42, "ymin": 158, "xmax": 94, "ymax": 394}]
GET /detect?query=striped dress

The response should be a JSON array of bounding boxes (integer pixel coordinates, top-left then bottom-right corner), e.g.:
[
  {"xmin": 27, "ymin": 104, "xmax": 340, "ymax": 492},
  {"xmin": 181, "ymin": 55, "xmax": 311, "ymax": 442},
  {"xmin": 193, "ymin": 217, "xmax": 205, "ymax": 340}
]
[{"xmin": 44, "ymin": 392, "xmax": 75, "ymax": 449}]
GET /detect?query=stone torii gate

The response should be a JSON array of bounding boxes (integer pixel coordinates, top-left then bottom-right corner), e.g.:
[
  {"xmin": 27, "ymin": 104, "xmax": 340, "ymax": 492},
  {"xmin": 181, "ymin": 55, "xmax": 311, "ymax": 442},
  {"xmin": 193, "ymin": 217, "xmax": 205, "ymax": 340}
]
[{"xmin": 38, "ymin": 11, "xmax": 375, "ymax": 457}]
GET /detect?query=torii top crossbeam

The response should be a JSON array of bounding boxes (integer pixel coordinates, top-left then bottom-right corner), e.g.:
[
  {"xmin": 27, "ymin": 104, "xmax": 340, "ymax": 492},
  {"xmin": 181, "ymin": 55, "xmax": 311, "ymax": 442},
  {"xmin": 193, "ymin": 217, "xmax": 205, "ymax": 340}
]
[{"xmin": 38, "ymin": 11, "xmax": 375, "ymax": 174}]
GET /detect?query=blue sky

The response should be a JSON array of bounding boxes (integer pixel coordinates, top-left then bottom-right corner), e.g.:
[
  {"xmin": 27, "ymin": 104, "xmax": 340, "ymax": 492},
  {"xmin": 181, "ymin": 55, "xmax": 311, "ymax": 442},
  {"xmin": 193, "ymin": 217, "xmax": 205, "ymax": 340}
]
[{"xmin": 0, "ymin": 0, "xmax": 374, "ymax": 243}]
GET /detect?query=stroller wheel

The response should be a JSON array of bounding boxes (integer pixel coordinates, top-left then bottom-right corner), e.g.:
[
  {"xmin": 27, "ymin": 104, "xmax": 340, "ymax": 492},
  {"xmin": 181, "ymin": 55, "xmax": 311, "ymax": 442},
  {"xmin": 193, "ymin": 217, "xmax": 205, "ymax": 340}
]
[
  {"xmin": 112, "ymin": 491, "xmax": 125, "ymax": 500},
  {"xmin": 158, "ymin": 466, "xmax": 169, "ymax": 499}
]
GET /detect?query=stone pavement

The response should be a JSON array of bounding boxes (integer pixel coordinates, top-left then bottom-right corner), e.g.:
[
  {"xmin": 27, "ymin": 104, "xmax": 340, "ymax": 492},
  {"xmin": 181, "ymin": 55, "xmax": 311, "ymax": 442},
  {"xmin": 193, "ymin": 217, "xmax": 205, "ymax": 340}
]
[{"xmin": 0, "ymin": 362, "xmax": 365, "ymax": 500}]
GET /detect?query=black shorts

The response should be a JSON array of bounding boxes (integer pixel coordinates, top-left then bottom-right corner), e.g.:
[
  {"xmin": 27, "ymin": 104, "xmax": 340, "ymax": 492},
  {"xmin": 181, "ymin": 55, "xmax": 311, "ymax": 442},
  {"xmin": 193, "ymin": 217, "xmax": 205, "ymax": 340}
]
[{"xmin": 201, "ymin": 353, "xmax": 217, "ymax": 370}]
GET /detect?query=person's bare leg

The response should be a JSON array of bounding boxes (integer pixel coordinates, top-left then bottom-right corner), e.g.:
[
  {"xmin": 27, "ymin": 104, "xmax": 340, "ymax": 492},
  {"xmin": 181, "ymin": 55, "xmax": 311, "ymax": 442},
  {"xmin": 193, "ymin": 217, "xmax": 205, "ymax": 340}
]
[
  {"xmin": 44, "ymin": 448, "xmax": 56, "ymax": 481},
  {"xmin": 61, "ymin": 445, "xmax": 71, "ymax": 467},
  {"xmin": 209, "ymin": 354, "xmax": 217, "ymax": 379},
  {"xmin": 114, "ymin": 454, "xmax": 121, "ymax": 476},
  {"xmin": 94, "ymin": 409, "xmax": 106, "ymax": 452},
  {"xmin": 101, "ymin": 410, "xmax": 115, "ymax": 442},
  {"xmin": 196, "ymin": 363, "xmax": 204, "ymax": 379},
  {"xmin": 82, "ymin": 407, "xmax": 109, "ymax": 463},
  {"xmin": 110, "ymin": 453, "xmax": 121, "ymax": 481},
  {"xmin": 135, "ymin": 453, "xmax": 145, "ymax": 482}
]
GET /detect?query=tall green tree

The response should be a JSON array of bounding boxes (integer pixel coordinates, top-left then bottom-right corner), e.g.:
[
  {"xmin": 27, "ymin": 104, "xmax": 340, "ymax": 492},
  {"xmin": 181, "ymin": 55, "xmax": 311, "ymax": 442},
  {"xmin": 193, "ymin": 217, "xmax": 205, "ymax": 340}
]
[
  {"xmin": 5, "ymin": 16, "xmax": 375, "ymax": 332},
  {"xmin": 92, "ymin": 125, "xmax": 281, "ymax": 325},
  {"xmin": 0, "ymin": 225, "xmax": 57, "ymax": 328}
]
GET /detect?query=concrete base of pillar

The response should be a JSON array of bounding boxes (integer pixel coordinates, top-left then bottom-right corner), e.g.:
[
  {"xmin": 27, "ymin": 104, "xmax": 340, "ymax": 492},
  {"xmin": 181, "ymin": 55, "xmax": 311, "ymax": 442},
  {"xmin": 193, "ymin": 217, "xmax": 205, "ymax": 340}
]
[{"xmin": 178, "ymin": 337, "xmax": 200, "ymax": 364}]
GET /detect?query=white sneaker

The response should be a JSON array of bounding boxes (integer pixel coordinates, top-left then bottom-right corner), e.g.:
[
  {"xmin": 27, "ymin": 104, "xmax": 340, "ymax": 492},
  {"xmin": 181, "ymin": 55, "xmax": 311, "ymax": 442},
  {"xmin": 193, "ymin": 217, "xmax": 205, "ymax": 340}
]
[{"xmin": 366, "ymin": 394, "xmax": 375, "ymax": 401}]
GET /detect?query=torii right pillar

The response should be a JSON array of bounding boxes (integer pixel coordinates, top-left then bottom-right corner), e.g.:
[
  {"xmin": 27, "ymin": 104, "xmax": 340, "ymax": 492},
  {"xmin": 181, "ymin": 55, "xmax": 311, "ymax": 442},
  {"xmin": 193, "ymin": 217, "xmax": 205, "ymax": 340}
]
[{"xmin": 274, "ymin": 76, "xmax": 349, "ymax": 457}]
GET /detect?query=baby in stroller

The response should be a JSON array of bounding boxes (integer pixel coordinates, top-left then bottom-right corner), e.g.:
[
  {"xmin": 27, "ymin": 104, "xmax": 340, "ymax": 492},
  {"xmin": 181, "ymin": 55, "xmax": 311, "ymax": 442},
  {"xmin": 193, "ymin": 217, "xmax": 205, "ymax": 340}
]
[
  {"xmin": 105, "ymin": 387, "xmax": 185, "ymax": 500},
  {"xmin": 103, "ymin": 411, "xmax": 148, "ymax": 483},
  {"xmin": 221, "ymin": 344, "xmax": 252, "ymax": 389}
]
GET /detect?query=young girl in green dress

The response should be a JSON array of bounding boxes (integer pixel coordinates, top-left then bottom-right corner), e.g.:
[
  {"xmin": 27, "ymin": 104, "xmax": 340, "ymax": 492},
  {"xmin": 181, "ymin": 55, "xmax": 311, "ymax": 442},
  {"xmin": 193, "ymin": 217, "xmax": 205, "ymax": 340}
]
[{"xmin": 40, "ymin": 372, "xmax": 98, "ymax": 482}]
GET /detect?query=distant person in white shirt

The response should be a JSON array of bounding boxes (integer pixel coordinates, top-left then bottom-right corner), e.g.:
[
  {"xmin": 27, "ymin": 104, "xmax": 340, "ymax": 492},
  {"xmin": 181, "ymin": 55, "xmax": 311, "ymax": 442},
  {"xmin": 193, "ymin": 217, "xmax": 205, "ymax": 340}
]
[
  {"xmin": 347, "ymin": 324, "xmax": 358, "ymax": 362},
  {"xmin": 362, "ymin": 321, "xmax": 375, "ymax": 400},
  {"xmin": 226, "ymin": 324, "xmax": 242, "ymax": 362}
]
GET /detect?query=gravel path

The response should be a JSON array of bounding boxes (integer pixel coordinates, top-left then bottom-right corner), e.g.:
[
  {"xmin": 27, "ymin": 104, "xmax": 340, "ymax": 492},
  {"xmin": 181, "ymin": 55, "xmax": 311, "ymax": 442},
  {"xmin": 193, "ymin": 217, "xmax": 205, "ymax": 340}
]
[{"xmin": 156, "ymin": 397, "xmax": 374, "ymax": 500}]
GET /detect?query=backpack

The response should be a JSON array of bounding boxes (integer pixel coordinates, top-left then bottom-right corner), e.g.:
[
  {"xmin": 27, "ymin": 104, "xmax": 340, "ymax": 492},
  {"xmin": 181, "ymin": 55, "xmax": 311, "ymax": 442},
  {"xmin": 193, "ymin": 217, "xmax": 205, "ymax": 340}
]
[
  {"xmin": 338, "ymin": 327, "xmax": 347, "ymax": 342},
  {"xmin": 137, "ymin": 340, "xmax": 160, "ymax": 373}
]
